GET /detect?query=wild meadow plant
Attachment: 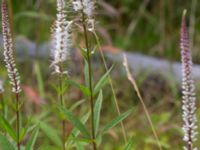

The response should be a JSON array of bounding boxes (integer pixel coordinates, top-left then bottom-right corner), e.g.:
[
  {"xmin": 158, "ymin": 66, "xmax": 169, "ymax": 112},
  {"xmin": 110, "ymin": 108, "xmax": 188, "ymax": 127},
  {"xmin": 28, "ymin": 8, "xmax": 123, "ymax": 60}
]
[
  {"xmin": 50, "ymin": 0, "xmax": 72, "ymax": 149},
  {"xmin": 180, "ymin": 10, "xmax": 198, "ymax": 150},
  {"xmin": 1, "ymin": 0, "xmax": 22, "ymax": 149},
  {"xmin": 54, "ymin": 0, "xmax": 132, "ymax": 149},
  {"xmin": 72, "ymin": 0, "xmax": 97, "ymax": 149},
  {"xmin": 0, "ymin": 0, "xmax": 39, "ymax": 150},
  {"xmin": 2, "ymin": 0, "xmax": 199, "ymax": 150}
]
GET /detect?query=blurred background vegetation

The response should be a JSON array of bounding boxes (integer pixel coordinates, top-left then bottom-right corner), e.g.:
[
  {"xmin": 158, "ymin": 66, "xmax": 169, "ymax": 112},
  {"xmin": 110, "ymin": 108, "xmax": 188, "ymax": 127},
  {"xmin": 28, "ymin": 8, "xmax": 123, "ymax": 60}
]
[
  {"xmin": 9, "ymin": 0, "xmax": 200, "ymax": 62},
  {"xmin": 1, "ymin": 0, "xmax": 200, "ymax": 149}
]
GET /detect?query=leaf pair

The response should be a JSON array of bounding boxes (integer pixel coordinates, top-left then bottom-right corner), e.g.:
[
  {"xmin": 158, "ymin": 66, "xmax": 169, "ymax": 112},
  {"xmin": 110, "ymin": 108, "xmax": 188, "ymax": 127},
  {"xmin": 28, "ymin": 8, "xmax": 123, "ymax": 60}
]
[
  {"xmin": 0, "ymin": 124, "xmax": 39, "ymax": 150},
  {"xmin": 59, "ymin": 99, "xmax": 132, "ymax": 143}
]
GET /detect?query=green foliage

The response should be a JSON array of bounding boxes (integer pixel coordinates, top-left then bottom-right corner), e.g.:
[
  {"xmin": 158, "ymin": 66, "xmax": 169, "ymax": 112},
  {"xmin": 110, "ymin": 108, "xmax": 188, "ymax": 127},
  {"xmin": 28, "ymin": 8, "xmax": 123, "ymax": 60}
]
[
  {"xmin": 123, "ymin": 138, "xmax": 134, "ymax": 150},
  {"xmin": 68, "ymin": 80, "xmax": 91, "ymax": 97},
  {"xmin": 0, "ymin": 116, "xmax": 16, "ymax": 141},
  {"xmin": 25, "ymin": 126, "xmax": 40, "ymax": 150},
  {"xmin": 94, "ymin": 90, "xmax": 103, "ymax": 136},
  {"xmin": 102, "ymin": 109, "xmax": 133, "ymax": 134},
  {"xmin": 1, "ymin": 0, "xmax": 196, "ymax": 149},
  {"xmin": 94, "ymin": 66, "xmax": 113, "ymax": 95},
  {"xmin": 0, "ymin": 134, "xmax": 15, "ymax": 150},
  {"xmin": 59, "ymin": 107, "xmax": 90, "ymax": 139},
  {"xmin": 39, "ymin": 121, "xmax": 62, "ymax": 147},
  {"xmin": 67, "ymin": 112, "xmax": 90, "ymax": 148}
]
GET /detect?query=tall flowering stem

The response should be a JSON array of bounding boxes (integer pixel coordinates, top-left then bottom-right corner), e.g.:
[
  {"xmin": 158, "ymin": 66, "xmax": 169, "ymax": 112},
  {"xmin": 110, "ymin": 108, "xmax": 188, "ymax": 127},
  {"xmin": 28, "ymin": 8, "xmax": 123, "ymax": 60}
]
[
  {"xmin": 51, "ymin": 0, "xmax": 72, "ymax": 149},
  {"xmin": 81, "ymin": 12, "xmax": 97, "ymax": 150},
  {"xmin": 181, "ymin": 10, "xmax": 198, "ymax": 150},
  {"xmin": 73, "ymin": 0, "xmax": 96, "ymax": 149},
  {"xmin": 1, "ymin": 0, "xmax": 22, "ymax": 150}
]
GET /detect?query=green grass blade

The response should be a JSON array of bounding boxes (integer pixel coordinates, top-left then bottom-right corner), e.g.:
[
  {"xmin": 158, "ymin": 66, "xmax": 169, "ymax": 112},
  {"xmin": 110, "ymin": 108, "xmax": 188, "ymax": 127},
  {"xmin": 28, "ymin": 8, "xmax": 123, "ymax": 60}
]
[
  {"xmin": 25, "ymin": 126, "xmax": 40, "ymax": 150},
  {"xmin": 69, "ymin": 99, "xmax": 86, "ymax": 111},
  {"xmin": 0, "ymin": 116, "xmax": 16, "ymax": 141},
  {"xmin": 40, "ymin": 121, "xmax": 62, "ymax": 147},
  {"xmin": 94, "ymin": 66, "xmax": 113, "ymax": 95},
  {"xmin": 102, "ymin": 109, "xmax": 132, "ymax": 134},
  {"xmin": 123, "ymin": 138, "xmax": 134, "ymax": 150},
  {"xmin": 94, "ymin": 90, "xmax": 103, "ymax": 136}
]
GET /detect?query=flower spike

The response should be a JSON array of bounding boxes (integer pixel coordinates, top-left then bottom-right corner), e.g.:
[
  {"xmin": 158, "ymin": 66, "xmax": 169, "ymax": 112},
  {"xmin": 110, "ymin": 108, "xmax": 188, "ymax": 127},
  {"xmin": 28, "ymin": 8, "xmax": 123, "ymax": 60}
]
[
  {"xmin": 50, "ymin": 0, "xmax": 72, "ymax": 74},
  {"xmin": 180, "ymin": 9, "xmax": 198, "ymax": 150},
  {"xmin": 1, "ymin": 0, "xmax": 21, "ymax": 93}
]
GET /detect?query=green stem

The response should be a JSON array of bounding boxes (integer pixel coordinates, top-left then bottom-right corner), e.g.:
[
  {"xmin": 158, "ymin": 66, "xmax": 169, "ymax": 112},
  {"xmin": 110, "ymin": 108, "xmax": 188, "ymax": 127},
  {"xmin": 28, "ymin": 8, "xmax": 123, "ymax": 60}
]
[
  {"xmin": 15, "ymin": 93, "xmax": 20, "ymax": 150},
  {"xmin": 59, "ymin": 64, "xmax": 66, "ymax": 150},
  {"xmin": 81, "ymin": 12, "xmax": 97, "ymax": 150}
]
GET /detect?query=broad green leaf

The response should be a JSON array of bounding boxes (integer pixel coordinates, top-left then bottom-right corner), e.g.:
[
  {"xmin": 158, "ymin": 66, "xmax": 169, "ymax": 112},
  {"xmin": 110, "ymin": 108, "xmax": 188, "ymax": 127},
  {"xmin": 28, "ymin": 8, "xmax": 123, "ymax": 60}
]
[
  {"xmin": 102, "ymin": 109, "xmax": 132, "ymax": 134},
  {"xmin": 59, "ymin": 107, "xmax": 90, "ymax": 138},
  {"xmin": 40, "ymin": 121, "xmax": 62, "ymax": 146},
  {"xmin": 0, "ymin": 134, "xmax": 16, "ymax": 150},
  {"xmin": 123, "ymin": 138, "xmax": 134, "ymax": 150},
  {"xmin": 94, "ymin": 66, "xmax": 113, "ymax": 94},
  {"xmin": 67, "ymin": 112, "xmax": 90, "ymax": 148},
  {"xmin": 0, "ymin": 116, "xmax": 16, "ymax": 141},
  {"xmin": 19, "ymin": 119, "xmax": 31, "ymax": 142},
  {"xmin": 71, "ymin": 112, "xmax": 90, "ymax": 137},
  {"xmin": 94, "ymin": 91, "xmax": 103, "ymax": 136},
  {"xmin": 25, "ymin": 126, "xmax": 40, "ymax": 150},
  {"xmin": 67, "ymin": 80, "xmax": 91, "ymax": 96}
]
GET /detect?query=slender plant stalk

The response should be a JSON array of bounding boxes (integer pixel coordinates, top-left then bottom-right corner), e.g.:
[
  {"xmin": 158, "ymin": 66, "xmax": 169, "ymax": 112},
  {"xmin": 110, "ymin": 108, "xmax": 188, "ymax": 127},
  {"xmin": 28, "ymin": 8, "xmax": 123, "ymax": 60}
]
[
  {"xmin": 80, "ymin": 10, "xmax": 97, "ymax": 150},
  {"xmin": 15, "ymin": 93, "xmax": 20, "ymax": 150},
  {"xmin": 50, "ymin": 0, "xmax": 72, "ymax": 149},
  {"xmin": 123, "ymin": 54, "xmax": 162, "ymax": 150},
  {"xmin": 1, "ymin": 0, "xmax": 22, "ymax": 149},
  {"xmin": 93, "ymin": 32, "xmax": 127, "ymax": 143},
  {"xmin": 59, "ymin": 63, "xmax": 66, "ymax": 150}
]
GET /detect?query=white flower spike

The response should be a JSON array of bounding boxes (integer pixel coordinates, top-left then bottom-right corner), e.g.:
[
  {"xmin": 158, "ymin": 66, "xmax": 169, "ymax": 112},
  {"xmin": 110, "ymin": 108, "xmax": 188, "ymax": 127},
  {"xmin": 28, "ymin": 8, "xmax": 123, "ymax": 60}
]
[
  {"xmin": 1, "ymin": 0, "xmax": 21, "ymax": 93},
  {"xmin": 72, "ymin": 0, "xmax": 95, "ymax": 18},
  {"xmin": 51, "ymin": 0, "xmax": 72, "ymax": 74}
]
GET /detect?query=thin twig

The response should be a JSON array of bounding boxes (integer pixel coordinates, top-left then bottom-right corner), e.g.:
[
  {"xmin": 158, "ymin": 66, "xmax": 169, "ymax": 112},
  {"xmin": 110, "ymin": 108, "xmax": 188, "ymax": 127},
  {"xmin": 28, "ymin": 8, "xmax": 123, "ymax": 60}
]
[{"xmin": 15, "ymin": 93, "xmax": 20, "ymax": 150}]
